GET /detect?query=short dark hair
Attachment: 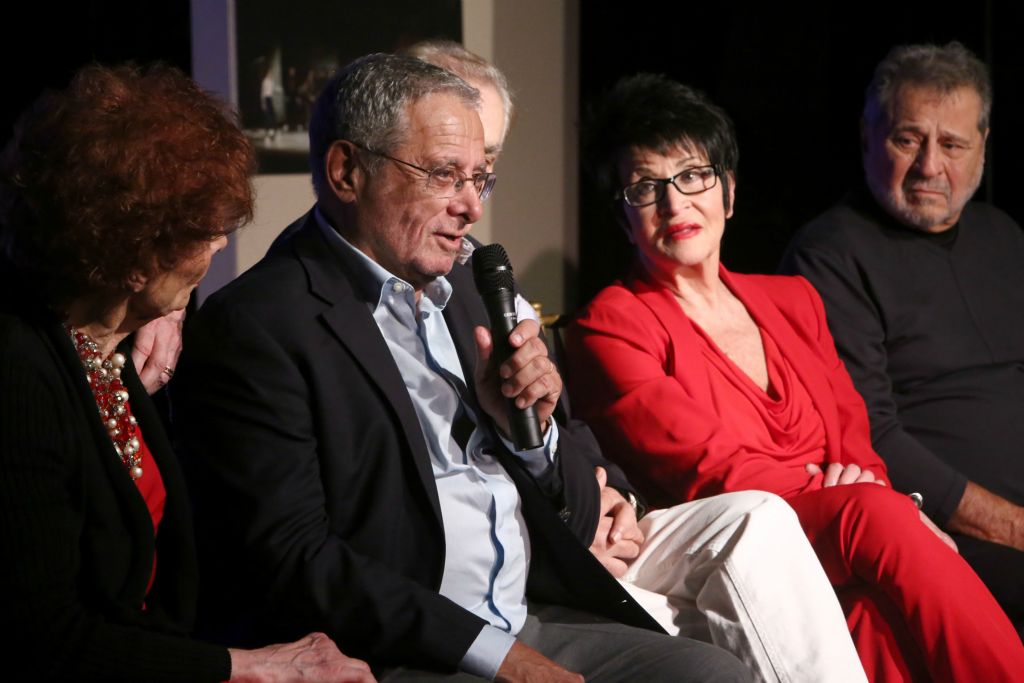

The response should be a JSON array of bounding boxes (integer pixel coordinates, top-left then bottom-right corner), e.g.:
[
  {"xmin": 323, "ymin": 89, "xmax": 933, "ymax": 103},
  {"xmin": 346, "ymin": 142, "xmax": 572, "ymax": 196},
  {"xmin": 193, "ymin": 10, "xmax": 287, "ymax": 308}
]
[
  {"xmin": 585, "ymin": 73, "xmax": 738, "ymax": 211},
  {"xmin": 864, "ymin": 41, "xmax": 992, "ymax": 132},
  {"xmin": 0, "ymin": 63, "xmax": 254, "ymax": 306},
  {"xmin": 308, "ymin": 53, "xmax": 480, "ymax": 198}
]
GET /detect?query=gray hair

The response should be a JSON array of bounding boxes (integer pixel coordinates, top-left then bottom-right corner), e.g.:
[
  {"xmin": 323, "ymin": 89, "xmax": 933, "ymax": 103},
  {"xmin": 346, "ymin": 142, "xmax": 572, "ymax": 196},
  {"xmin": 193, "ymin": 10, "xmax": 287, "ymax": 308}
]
[
  {"xmin": 401, "ymin": 40, "xmax": 514, "ymax": 145},
  {"xmin": 863, "ymin": 41, "xmax": 992, "ymax": 132},
  {"xmin": 309, "ymin": 52, "xmax": 480, "ymax": 198}
]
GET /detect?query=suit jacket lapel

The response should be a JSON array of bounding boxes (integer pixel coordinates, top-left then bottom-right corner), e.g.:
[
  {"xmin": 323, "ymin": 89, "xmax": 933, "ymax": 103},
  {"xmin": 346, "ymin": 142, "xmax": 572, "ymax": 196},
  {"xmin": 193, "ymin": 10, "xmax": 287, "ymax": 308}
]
[
  {"xmin": 290, "ymin": 213, "xmax": 443, "ymax": 523},
  {"xmin": 122, "ymin": 346, "xmax": 198, "ymax": 621}
]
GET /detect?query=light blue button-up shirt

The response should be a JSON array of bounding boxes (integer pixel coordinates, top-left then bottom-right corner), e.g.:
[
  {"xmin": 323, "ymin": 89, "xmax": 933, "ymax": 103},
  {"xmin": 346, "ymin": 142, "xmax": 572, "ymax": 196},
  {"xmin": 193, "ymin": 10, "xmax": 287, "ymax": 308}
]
[{"xmin": 315, "ymin": 211, "xmax": 559, "ymax": 679}]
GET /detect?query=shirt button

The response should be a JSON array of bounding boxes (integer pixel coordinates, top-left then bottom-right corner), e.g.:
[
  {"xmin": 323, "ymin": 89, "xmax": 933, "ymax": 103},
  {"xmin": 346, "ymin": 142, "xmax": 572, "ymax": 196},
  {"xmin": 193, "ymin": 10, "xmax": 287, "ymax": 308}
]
[{"xmin": 391, "ymin": 281, "xmax": 404, "ymax": 293}]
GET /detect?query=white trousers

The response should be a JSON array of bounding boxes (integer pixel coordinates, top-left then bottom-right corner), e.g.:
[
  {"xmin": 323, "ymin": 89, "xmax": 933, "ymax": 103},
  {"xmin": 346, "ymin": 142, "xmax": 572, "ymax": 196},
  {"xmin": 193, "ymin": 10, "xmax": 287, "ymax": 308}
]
[{"xmin": 619, "ymin": 490, "xmax": 866, "ymax": 683}]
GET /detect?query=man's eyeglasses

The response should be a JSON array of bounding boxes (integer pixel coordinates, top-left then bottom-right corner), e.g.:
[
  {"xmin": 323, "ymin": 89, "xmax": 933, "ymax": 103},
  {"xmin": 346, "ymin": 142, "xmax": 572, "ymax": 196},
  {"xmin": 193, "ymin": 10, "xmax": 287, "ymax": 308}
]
[
  {"xmin": 356, "ymin": 144, "xmax": 497, "ymax": 202},
  {"xmin": 619, "ymin": 165, "xmax": 719, "ymax": 207}
]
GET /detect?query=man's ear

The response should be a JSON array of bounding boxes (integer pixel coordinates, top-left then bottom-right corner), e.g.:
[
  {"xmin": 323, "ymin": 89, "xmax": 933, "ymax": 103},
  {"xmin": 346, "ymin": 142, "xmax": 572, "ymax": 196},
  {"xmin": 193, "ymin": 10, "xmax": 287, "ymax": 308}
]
[{"xmin": 325, "ymin": 140, "xmax": 362, "ymax": 202}]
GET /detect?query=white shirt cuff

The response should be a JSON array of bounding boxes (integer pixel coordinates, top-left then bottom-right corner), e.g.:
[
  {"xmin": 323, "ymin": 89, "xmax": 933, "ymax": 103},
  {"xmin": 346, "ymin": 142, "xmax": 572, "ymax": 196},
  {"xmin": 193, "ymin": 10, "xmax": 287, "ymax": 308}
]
[
  {"xmin": 459, "ymin": 625, "xmax": 517, "ymax": 680},
  {"xmin": 498, "ymin": 419, "xmax": 559, "ymax": 477}
]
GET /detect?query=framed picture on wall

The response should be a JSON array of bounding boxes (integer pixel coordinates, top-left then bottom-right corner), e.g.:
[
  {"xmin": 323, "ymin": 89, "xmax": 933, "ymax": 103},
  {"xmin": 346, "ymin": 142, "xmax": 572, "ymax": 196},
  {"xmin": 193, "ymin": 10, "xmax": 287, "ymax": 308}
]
[{"xmin": 197, "ymin": 0, "xmax": 463, "ymax": 174}]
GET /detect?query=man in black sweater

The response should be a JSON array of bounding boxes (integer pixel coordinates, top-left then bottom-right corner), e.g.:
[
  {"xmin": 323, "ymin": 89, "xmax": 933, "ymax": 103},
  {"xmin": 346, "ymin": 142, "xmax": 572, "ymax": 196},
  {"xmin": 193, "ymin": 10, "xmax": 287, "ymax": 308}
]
[{"xmin": 782, "ymin": 41, "xmax": 1024, "ymax": 632}]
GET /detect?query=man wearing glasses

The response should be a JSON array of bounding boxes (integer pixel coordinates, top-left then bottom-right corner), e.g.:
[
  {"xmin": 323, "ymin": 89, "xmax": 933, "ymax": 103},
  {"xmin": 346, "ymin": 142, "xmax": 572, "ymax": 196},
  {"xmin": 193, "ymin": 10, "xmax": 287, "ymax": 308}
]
[{"xmin": 172, "ymin": 54, "xmax": 749, "ymax": 682}]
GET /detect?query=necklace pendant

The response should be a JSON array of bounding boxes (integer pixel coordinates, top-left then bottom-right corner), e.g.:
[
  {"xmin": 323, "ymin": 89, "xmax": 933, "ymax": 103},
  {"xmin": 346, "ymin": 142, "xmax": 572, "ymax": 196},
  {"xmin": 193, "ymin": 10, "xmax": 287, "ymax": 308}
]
[{"xmin": 130, "ymin": 465, "xmax": 144, "ymax": 480}]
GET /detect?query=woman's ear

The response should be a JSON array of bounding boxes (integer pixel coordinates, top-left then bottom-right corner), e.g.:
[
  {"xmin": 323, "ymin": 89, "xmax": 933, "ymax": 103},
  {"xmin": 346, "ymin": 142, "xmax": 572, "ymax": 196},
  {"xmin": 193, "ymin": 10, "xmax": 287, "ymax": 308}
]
[
  {"xmin": 325, "ymin": 140, "xmax": 362, "ymax": 203},
  {"xmin": 725, "ymin": 171, "xmax": 737, "ymax": 219},
  {"xmin": 126, "ymin": 270, "xmax": 148, "ymax": 293}
]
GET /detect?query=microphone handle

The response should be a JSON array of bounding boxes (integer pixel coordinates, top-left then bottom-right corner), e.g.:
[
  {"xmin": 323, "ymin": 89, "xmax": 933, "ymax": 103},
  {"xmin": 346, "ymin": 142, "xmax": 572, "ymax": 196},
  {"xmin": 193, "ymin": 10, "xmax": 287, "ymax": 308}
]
[{"xmin": 481, "ymin": 288, "xmax": 544, "ymax": 450}]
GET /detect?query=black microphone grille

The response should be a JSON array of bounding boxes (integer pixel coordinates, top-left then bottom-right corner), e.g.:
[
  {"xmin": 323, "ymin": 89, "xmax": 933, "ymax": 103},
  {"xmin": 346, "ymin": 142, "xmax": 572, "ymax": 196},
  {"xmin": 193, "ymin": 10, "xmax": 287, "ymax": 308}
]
[
  {"xmin": 473, "ymin": 243, "xmax": 512, "ymax": 273},
  {"xmin": 472, "ymin": 243, "xmax": 515, "ymax": 294}
]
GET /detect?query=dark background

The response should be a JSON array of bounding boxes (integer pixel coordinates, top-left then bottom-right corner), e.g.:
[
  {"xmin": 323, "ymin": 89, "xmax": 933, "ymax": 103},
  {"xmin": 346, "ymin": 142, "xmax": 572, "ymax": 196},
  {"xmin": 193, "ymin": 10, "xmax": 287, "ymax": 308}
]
[
  {"xmin": 3, "ymin": 2, "xmax": 193, "ymax": 145},
  {"xmin": 4, "ymin": 2, "xmax": 1021, "ymax": 311}
]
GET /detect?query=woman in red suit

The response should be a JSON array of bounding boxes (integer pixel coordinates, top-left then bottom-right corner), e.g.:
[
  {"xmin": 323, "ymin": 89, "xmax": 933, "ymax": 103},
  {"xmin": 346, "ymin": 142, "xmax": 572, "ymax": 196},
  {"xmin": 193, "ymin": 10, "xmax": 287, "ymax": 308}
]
[{"xmin": 566, "ymin": 73, "xmax": 1024, "ymax": 682}]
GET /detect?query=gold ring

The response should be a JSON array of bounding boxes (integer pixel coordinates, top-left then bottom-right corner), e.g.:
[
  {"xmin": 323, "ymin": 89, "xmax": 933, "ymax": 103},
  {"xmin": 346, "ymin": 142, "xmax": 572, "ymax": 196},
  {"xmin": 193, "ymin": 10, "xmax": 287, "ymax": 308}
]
[{"xmin": 162, "ymin": 366, "xmax": 175, "ymax": 379}]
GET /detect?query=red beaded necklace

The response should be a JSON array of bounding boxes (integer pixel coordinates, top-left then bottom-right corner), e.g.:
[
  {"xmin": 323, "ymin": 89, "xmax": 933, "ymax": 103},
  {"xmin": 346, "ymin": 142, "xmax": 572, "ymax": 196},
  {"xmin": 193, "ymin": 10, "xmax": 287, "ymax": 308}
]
[{"xmin": 65, "ymin": 325, "xmax": 144, "ymax": 480}]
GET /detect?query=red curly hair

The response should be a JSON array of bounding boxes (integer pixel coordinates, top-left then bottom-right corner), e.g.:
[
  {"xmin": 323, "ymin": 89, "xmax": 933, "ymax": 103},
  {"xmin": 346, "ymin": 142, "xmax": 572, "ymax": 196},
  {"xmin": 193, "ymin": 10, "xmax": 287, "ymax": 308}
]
[{"xmin": 1, "ymin": 63, "xmax": 254, "ymax": 305}]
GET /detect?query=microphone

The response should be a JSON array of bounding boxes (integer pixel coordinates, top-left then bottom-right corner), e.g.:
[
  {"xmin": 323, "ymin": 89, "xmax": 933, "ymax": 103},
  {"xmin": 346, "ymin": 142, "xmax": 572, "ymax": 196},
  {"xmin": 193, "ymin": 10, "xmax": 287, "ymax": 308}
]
[{"xmin": 472, "ymin": 243, "xmax": 544, "ymax": 450}]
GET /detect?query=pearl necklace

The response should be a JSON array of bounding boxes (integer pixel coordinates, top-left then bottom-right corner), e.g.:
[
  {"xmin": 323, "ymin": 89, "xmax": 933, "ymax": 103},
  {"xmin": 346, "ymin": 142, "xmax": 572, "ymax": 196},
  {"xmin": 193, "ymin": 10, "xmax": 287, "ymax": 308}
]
[{"xmin": 65, "ymin": 325, "xmax": 143, "ymax": 480}]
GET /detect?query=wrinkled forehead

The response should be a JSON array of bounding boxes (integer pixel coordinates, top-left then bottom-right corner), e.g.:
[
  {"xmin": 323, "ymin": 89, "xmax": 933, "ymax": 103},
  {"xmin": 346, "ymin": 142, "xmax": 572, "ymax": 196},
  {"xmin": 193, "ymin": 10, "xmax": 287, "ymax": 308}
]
[
  {"xmin": 400, "ymin": 93, "xmax": 485, "ymax": 159},
  {"xmin": 873, "ymin": 83, "xmax": 986, "ymax": 133}
]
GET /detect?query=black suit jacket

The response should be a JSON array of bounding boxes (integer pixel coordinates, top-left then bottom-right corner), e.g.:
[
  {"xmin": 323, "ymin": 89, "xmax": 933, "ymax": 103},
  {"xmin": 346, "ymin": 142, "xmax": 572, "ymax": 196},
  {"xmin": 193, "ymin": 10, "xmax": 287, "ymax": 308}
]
[
  {"xmin": 173, "ymin": 211, "xmax": 660, "ymax": 673},
  {"xmin": 0, "ymin": 297, "xmax": 229, "ymax": 682}
]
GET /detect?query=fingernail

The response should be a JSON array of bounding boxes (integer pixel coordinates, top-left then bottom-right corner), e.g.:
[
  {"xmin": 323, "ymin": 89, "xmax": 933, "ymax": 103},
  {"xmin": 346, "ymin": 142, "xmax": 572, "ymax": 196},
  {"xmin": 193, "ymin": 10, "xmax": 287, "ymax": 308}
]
[{"xmin": 510, "ymin": 333, "xmax": 522, "ymax": 345}]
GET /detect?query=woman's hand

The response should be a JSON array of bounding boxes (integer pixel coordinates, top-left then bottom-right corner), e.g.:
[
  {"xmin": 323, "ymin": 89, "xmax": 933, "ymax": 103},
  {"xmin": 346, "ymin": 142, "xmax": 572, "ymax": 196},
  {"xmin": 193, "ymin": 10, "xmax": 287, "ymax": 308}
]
[
  {"xmin": 806, "ymin": 462, "xmax": 886, "ymax": 488},
  {"xmin": 132, "ymin": 309, "xmax": 185, "ymax": 394},
  {"xmin": 229, "ymin": 632, "xmax": 376, "ymax": 683}
]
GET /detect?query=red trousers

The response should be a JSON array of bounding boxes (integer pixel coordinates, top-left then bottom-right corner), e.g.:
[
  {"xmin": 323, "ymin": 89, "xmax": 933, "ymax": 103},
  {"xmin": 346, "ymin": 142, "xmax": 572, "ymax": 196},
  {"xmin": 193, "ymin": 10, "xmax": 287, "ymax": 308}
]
[{"xmin": 788, "ymin": 484, "xmax": 1024, "ymax": 683}]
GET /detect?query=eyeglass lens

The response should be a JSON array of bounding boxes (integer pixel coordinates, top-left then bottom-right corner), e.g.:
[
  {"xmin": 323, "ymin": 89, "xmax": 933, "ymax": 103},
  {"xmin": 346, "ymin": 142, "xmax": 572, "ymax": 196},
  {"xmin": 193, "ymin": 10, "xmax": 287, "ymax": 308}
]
[{"xmin": 623, "ymin": 166, "xmax": 717, "ymax": 207}]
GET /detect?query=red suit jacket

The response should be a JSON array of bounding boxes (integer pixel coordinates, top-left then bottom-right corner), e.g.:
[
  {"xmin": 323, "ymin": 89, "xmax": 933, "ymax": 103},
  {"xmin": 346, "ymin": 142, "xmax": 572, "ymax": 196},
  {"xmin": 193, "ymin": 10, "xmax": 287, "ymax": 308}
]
[{"xmin": 566, "ymin": 265, "xmax": 889, "ymax": 508}]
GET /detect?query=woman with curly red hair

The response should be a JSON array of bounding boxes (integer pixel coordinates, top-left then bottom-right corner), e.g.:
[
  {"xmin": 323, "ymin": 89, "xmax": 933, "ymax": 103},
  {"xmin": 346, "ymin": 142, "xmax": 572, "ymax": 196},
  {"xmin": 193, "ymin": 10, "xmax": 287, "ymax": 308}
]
[{"xmin": 0, "ymin": 63, "xmax": 374, "ymax": 683}]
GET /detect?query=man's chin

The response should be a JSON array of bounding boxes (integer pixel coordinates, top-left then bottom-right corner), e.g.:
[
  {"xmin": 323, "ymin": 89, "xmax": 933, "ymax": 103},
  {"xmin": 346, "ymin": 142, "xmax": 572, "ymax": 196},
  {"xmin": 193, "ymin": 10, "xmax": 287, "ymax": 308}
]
[
  {"xmin": 409, "ymin": 258, "xmax": 459, "ymax": 288},
  {"xmin": 437, "ymin": 249, "xmax": 461, "ymax": 270},
  {"xmin": 888, "ymin": 199, "xmax": 954, "ymax": 232}
]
